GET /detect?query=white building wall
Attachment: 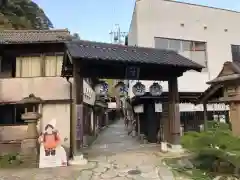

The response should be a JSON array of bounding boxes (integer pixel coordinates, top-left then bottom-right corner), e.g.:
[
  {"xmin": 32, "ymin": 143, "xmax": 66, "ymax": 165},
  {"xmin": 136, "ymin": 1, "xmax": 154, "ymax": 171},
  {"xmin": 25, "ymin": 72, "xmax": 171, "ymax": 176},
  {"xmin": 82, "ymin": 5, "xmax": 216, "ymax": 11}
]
[
  {"xmin": 128, "ymin": 3, "xmax": 138, "ymax": 46},
  {"xmin": 128, "ymin": 0, "xmax": 240, "ymax": 98}
]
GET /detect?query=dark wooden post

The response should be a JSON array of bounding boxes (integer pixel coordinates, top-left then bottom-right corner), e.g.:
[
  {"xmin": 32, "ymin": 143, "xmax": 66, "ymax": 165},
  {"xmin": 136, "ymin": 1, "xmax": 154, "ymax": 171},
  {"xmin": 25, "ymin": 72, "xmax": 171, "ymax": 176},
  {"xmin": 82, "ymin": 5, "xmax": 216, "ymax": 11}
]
[
  {"xmin": 69, "ymin": 60, "xmax": 88, "ymax": 165},
  {"xmin": 74, "ymin": 63, "xmax": 84, "ymax": 149},
  {"xmin": 72, "ymin": 60, "xmax": 84, "ymax": 152},
  {"xmin": 203, "ymin": 102, "xmax": 208, "ymax": 131},
  {"xmin": 162, "ymin": 102, "xmax": 169, "ymax": 142},
  {"xmin": 168, "ymin": 77, "xmax": 181, "ymax": 145},
  {"xmin": 137, "ymin": 114, "xmax": 140, "ymax": 137}
]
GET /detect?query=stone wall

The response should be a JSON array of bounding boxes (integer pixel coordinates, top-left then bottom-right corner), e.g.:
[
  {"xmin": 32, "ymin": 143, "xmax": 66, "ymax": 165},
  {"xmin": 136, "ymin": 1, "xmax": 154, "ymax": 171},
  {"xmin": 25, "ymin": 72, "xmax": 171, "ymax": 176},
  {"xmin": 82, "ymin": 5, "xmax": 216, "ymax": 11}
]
[
  {"xmin": 0, "ymin": 125, "xmax": 27, "ymax": 155},
  {"xmin": 0, "ymin": 125, "xmax": 27, "ymax": 142}
]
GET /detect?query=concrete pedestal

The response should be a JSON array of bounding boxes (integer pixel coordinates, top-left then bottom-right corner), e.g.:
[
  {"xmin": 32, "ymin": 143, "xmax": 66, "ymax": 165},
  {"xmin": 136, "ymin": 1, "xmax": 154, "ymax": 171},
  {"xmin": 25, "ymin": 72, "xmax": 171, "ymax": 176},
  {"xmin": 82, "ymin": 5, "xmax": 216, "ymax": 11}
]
[
  {"xmin": 83, "ymin": 135, "xmax": 88, "ymax": 147},
  {"xmin": 132, "ymin": 130, "xmax": 136, "ymax": 137},
  {"xmin": 160, "ymin": 142, "xmax": 168, "ymax": 153},
  {"xmin": 20, "ymin": 138, "xmax": 39, "ymax": 166},
  {"xmin": 168, "ymin": 144, "xmax": 184, "ymax": 153},
  {"xmin": 68, "ymin": 154, "xmax": 88, "ymax": 166}
]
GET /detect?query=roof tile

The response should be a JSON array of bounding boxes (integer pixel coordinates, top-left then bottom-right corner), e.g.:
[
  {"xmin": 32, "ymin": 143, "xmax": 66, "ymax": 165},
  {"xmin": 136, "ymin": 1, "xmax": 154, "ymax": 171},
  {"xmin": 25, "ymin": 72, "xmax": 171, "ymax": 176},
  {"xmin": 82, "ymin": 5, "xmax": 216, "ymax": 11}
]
[
  {"xmin": 0, "ymin": 29, "xmax": 70, "ymax": 43},
  {"xmin": 66, "ymin": 40, "xmax": 204, "ymax": 71}
]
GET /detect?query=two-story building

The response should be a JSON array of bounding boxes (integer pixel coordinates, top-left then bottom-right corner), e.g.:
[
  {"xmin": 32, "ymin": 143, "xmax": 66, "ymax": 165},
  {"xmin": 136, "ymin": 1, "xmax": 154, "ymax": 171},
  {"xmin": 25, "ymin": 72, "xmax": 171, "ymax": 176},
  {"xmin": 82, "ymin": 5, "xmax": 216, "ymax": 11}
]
[
  {"xmin": 0, "ymin": 29, "xmax": 98, "ymax": 155},
  {"xmin": 128, "ymin": 0, "xmax": 240, "ymax": 114}
]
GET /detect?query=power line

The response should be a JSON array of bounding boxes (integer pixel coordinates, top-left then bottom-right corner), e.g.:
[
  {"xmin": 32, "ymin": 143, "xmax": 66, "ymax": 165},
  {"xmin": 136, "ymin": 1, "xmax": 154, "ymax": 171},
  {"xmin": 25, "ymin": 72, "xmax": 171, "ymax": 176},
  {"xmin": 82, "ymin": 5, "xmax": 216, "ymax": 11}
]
[{"xmin": 109, "ymin": 24, "xmax": 127, "ymax": 44}]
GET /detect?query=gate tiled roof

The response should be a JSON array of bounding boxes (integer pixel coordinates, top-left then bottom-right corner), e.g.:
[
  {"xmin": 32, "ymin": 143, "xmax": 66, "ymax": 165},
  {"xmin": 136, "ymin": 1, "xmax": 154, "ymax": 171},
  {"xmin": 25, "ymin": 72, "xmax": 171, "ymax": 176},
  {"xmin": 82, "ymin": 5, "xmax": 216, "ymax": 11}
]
[{"xmin": 65, "ymin": 40, "xmax": 204, "ymax": 71}]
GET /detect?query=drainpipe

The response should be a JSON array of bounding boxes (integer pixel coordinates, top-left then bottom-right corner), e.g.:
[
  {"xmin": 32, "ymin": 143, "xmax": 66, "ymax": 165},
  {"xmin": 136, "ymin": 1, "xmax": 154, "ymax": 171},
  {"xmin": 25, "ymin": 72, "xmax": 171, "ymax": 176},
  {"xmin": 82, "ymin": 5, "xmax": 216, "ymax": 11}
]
[{"xmin": 66, "ymin": 77, "xmax": 73, "ymax": 158}]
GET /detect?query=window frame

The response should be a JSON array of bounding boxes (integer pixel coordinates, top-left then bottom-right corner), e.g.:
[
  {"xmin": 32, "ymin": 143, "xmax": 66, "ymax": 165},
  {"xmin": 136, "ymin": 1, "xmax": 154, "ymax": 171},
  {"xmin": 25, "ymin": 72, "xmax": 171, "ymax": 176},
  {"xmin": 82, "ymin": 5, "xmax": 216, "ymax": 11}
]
[
  {"xmin": 231, "ymin": 44, "xmax": 240, "ymax": 62},
  {"xmin": 15, "ymin": 52, "xmax": 64, "ymax": 78},
  {"xmin": 0, "ymin": 104, "xmax": 34, "ymax": 126},
  {"xmin": 154, "ymin": 37, "xmax": 208, "ymax": 71}
]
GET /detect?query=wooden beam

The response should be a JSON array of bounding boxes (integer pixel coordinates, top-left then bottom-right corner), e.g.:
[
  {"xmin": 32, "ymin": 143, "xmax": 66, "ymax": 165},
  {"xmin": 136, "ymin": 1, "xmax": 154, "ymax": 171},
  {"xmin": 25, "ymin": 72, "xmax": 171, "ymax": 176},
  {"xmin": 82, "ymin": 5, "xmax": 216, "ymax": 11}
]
[{"xmin": 75, "ymin": 59, "xmax": 186, "ymax": 81}]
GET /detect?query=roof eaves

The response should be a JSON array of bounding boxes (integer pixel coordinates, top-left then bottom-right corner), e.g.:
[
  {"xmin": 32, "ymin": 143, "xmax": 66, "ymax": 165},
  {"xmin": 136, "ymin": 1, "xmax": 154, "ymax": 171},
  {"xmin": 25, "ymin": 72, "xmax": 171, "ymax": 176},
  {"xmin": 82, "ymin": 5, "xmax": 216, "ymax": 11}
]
[{"xmin": 196, "ymin": 84, "xmax": 223, "ymax": 104}]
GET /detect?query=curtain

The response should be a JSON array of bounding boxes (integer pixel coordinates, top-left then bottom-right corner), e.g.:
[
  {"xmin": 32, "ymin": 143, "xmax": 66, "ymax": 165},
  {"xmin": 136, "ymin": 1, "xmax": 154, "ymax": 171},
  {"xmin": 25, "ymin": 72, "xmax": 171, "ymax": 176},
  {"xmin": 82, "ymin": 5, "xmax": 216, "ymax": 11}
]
[
  {"xmin": 16, "ymin": 56, "xmax": 41, "ymax": 77},
  {"xmin": 16, "ymin": 55, "xmax": 63, "ymax": 77},
  {"xmin": 45, "ymin": 56, "xmax": 63, "ymax": 76},
  {"xmin": 56, "ymin": 56, "xmax": 63, "ymax": 76},
  {"xmin": 45, "ymin": 56, "xmax": 56, "ymax": 76}
]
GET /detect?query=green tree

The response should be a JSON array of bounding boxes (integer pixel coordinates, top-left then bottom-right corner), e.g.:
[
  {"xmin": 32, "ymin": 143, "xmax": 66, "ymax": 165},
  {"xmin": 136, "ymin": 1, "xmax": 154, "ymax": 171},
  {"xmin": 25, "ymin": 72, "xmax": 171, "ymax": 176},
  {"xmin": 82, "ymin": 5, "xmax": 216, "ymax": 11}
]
[
  {"xmin": 72, "ymin": 33, "xmax": 80, "ymax": 39},
  {"xmin": 0, "ymin": 0, "xmax": 53, "ymax": 30}
]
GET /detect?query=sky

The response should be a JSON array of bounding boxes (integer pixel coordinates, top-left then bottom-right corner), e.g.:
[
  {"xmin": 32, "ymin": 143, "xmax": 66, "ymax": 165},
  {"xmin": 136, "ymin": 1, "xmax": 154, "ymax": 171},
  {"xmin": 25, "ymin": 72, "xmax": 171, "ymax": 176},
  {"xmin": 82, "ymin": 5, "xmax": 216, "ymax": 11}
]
[{"xmin": 34, "ymin": 0, "xmax": 240, "ymax": 43}]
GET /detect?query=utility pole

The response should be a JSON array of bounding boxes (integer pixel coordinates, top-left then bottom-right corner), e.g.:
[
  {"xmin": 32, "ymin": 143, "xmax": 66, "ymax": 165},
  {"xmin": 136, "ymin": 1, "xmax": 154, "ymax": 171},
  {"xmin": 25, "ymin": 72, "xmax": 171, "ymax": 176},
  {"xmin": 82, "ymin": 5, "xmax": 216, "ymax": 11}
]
[
  {"xmin": 109, "ymin": 23, "xmax": 128, "ymax": 91},
  {"xmin": 109, "ymin": 24, "xmax": 127, "ymax": 45},
  {"xmin": 109, "ymin": 24, "xmax": 128, "ymax": 90},
  {"xmin": 109, "ymin": 24, "xmax": 129, "ymax": 119}
]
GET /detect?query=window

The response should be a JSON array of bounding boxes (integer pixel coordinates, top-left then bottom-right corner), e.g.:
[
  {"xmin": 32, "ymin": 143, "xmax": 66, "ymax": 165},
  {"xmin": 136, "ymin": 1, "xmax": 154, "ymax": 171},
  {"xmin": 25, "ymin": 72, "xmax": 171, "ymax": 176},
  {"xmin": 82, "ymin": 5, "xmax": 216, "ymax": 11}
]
[
  {"xmin": 169, "ymin": 39, "xmax": 181, "ymax": 51},
  {"xmin": 182, "ymin": 41, "xmax": 191, "ymax": 51},
  {"xmin": 0, "ymin": 105, "xmax": 28, "ymax": 125},
  {"xmin": 154, "ymin": 37, "xmax": 208, "ymax": 71},
  {"xmin": 16, "ymin": 56, "xmax": 41, "ymax": 77},
  {"xmin": 44, "ymin": 55, "xmax": 63, "ymax": 77},
  {"xmin": 15, "ymin": 54, "xmax": 63, "ymax": 78},
  {"xmin": 231, "ymin": 45, "xmax": 240, "ymax": 62},
  {"xmin": 154, "ymin": 38, "xmax": 169, "ymax": 49}
]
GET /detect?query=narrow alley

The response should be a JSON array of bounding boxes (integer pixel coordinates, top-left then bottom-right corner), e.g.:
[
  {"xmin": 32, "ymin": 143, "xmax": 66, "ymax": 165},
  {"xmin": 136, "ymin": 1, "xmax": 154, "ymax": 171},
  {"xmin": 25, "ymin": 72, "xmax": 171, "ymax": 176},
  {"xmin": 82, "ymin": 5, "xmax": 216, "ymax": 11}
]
[{"xmin": 84, "ymin": 119, "xmax": 160, "ymax": 157}]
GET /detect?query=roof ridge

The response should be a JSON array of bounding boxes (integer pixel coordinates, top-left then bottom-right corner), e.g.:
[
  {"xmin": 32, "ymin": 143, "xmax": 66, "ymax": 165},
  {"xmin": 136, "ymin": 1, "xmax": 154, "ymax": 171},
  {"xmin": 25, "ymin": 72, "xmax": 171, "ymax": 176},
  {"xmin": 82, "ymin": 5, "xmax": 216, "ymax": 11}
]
[
  {"xmin": 0, "ymin": 28, "xmax": 71, "ymax": 43},
  {"xmin": 71, "ymin": 40, "xmax": 176, "ymax": 53},
  {"xmin": 0, "ymin": 29, "xmax": 69, "ymax": 33}
]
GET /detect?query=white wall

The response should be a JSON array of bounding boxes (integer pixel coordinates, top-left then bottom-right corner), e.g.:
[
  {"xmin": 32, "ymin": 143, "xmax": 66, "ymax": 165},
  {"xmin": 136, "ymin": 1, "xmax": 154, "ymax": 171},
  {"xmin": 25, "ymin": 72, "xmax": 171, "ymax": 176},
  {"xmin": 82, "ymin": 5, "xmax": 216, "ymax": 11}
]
[
  {"xmin": 128, "ymin": 0, "xmax": 240, "ymax": 96},
  {"xmin": 128, "ymin": 3, "xmax": 138, "ymax": 46}
]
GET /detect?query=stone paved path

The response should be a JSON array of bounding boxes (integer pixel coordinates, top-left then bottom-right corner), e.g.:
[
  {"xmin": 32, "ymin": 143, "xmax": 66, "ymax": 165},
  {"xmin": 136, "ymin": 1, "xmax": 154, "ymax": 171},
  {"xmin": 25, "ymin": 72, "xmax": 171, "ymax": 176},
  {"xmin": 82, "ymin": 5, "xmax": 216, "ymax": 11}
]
[
  {"xmin": 83, "ymin": 119, "xmax": 161, "ymax": 157},
  {"xmin": 0, "ymin": 119, "xmax": 183, "ymax": 180},
  {"xmin": 80, "ymin": 119, "xmax": 176, "ymax": 180}
]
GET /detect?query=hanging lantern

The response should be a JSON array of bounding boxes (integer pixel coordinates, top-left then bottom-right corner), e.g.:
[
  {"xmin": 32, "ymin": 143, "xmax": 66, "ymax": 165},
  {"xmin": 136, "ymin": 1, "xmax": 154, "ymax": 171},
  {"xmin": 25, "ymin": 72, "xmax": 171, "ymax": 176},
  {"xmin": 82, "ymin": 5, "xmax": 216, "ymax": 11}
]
[
  {"xmin": 149, "ymin": 82, "xmax": 163, "ymax": 96},
  {"xmin": 132, "ymin": 82, "xmax": 146, "ymax": 96},
  {"xmin": 94, "ymin": 81, "xmax": 108, "ymax": 96},
  {"xmin": 115, "ymin": 81, "xmax": 125, "ymax": 97}
]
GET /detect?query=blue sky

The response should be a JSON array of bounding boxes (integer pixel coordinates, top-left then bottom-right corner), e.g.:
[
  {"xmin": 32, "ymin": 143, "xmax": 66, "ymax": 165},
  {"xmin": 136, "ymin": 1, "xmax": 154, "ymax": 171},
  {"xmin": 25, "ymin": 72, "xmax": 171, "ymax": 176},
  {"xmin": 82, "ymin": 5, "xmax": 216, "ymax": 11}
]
[{"xmin": 35, "ymin": 0, "xmax": 240, "ymax": 43}]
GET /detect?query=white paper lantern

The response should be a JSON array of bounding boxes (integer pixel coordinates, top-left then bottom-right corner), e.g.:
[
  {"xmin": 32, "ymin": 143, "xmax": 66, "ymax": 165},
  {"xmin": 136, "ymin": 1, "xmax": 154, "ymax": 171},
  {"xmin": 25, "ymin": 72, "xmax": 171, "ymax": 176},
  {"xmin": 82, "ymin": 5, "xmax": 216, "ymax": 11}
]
[
  {"xmin": 94, "ymin": 81, "xmax": 108, "ymax": 96},
  {"xmin": 149, "ymin": 82, "xmax": 162, "ymax": 96},
  {"xmin": 115, "ymin": 81, "xmax": 125, "ymax": 97},
  {"xmin": 132, "ymin": 82, "xmax": 146, "ymax": 96}
]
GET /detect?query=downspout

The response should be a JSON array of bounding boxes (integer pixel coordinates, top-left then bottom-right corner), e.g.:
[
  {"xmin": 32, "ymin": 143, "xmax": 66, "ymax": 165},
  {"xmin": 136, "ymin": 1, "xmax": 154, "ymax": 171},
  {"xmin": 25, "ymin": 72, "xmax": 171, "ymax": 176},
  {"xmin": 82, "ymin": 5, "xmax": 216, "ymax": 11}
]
[{"xmin": 66, "ymin": 77, "xmax": 73, "ymax": 158}]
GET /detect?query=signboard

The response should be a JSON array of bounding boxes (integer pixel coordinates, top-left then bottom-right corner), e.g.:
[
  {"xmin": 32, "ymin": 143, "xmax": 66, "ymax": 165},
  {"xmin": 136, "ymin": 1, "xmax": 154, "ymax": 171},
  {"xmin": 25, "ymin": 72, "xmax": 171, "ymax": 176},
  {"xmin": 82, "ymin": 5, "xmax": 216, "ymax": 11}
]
[
  {"xmin": 76, "ymin": 104, "xmax": 83, "ymax": 143},
  {"xmin": 155, "ymin": 103, "xmax": 162, "ymax": 112},
  {"xmin": 134, "ymin": 104, "xmax": 144, "ymax": 113},
  {"xmin": 125, "ymin": 66, "xmax": 140, "ymax": 79},
  {"xmin": 108, "ymin": 102, "xmax": 117, "ymax": 109},
  {"xmin": 38, "ymin": 119, "xmax": 67, "ymax": 168},
  {"xmin": 83, "ymin": 80, "xmax": 96, "ymax": 105}
]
